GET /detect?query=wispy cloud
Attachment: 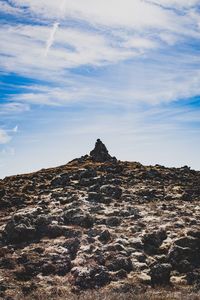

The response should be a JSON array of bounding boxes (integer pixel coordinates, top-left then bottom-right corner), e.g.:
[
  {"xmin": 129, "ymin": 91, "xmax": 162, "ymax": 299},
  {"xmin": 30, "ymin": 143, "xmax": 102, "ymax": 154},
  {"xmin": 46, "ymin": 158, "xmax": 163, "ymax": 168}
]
[
  {"xmin": 44, "ymin": 0, "xmax": 66, "ymax": 56},
  {"xmin": 45, "ymin": 22, "xmax": 60, "ymax": 56},
  {"xmin": 0, "ymin": 103, "xmax": 30, "ymax": 115},
  {"xmin": 0, "ymin": 129, "xmax": 11, "ymax": 145},
  {"xmin": 0, "ymin": 0, "xmax": 200, "ymax": 177}
]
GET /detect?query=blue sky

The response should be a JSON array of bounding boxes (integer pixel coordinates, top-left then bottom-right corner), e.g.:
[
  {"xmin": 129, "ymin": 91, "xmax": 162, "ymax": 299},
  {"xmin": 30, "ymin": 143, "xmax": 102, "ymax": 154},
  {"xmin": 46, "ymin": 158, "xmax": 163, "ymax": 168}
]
[{"xmin": 0, "ymin": 0, "xmax": 200, "ymax": 178}]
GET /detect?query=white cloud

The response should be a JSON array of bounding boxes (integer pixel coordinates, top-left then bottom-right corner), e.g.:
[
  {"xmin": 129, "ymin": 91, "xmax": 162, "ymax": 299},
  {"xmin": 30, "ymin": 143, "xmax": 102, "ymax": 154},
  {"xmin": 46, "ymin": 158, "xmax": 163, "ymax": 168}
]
[
  {"xmin": 0, "ymin": 2, "xmax": 22, "ymax": 15},
  {"xmin": 123, "ymin": 37, "xmax": 158, "ymax": 50},
  {"xmin": 0, "ymin": 103, "xmax": 30, "ymax": 115},
  {"xmin": 1, "ymin": 0, "xmax": 200, "ymax": 109},
  {"xmin": 9, "ymin": 0, "xmax": 191, "ymax": 30},
  {"xmin": 147, "ymin": 0, "xmax": 199, "ymax": 9},
  {"xmin": 0, "ymin": 129, "xmax": 11, "ymax": 144}
]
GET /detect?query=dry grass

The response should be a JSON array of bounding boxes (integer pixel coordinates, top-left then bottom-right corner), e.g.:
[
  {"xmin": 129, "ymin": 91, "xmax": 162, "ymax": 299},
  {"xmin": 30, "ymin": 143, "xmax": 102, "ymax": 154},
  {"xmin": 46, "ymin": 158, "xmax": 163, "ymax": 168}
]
[{"xmin": 5, "ymin": 287, "xmax": 200, "ymax": 300}]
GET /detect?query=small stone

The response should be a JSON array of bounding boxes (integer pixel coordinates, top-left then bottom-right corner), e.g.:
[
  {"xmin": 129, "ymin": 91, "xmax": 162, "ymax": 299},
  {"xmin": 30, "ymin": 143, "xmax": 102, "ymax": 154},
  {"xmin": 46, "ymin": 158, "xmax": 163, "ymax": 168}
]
[
  {"xmin": 98, "ymin": 230, "xmax": 111, "ymax": 243},
  {"xmin": 100, "ymin": 185, "xmax": 122, "ymax": 199},
  {"xmin": 106, "ymin": 217, "xmax": 121, "ymax": 227}
]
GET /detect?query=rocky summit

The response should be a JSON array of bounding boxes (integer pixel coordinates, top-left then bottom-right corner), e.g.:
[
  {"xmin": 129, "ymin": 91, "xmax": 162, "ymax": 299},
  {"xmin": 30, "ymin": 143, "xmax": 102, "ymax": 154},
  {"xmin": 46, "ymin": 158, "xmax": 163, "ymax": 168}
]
[{"xmin": 0, "ymin": 139, "xmax": 200, "ymax": 299}]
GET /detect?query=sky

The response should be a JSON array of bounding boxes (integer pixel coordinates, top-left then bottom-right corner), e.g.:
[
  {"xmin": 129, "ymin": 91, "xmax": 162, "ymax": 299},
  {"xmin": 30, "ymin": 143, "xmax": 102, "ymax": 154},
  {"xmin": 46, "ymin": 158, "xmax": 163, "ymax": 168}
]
[{"xmin": 0, "ymin": 0, "xmax": 200, "ymax": 178}]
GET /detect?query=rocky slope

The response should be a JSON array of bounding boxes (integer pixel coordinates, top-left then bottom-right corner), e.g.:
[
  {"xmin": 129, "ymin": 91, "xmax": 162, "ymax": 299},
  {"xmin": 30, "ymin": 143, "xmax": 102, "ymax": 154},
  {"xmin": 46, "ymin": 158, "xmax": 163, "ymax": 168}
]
[{"xmin": 0, "ymin": 139, "xmax": 200, "ymax": 299}]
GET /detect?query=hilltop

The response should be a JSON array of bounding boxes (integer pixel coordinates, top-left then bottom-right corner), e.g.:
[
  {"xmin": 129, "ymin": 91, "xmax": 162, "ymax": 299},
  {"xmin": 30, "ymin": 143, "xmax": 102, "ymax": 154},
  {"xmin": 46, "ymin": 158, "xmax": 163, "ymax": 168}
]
[{"xmin": 0, "ymin": 140, "xmax": 200, "ymax": 299}]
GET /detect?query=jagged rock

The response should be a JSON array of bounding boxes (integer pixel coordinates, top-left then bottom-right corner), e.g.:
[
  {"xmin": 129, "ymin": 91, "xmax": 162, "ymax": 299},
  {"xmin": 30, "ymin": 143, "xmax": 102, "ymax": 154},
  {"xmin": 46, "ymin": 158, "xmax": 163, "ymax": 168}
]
[
  {"xmin": 142, "ymin": 229, "xmax": 167, "ymax": 254},
  {"xmin": 176, "ymin": 259, "xmax": 193, "ymax": 273},
  {"xmin": 168, "ymin": 245, "xmax": 199, "ymax": 269},
  {"xmin": 63, "ymin": 238, "xmax": 80, "ymax": 259},
  {"xmin": 98, "ymin": 230, "xmax": 111, "ymax": 243},
  {"xmin": 0, "ymin": 185, "xmax": 5, "ymax": 199},
  {"xmin": 79, "ymin": 168, "xmax": 97, "ymax": 179},
  {"xmin": 71, "ymin": 266, "xmax": 110, "ymax": 289},
  {"xmin": 105, "ymin": 256, "xmax": 133, "ymax": 272},
  {"xmin": 45, "ymin": 224, "xmax": 65, "ymax": 238},
  {"xmin": 41, "ymin": 257, "xmax": 71, "ymax": 276},
  {"xmin": 63, "ymin": 208, "xmax": 94, "ymax": 228},
  {"xmin": 50, "ymin": 173, "xmax": 70, "ymax": 187},
  {"xmin": 106, "ymin": 216, "xmax": 121, "ymax": 227},
  {"xmin": 150, "ymin": 263, "xmax": 172, "ymax": 286},
  {"xmin": 187, "ymin": 230, "xmax": 200, "ymax": 239},
  {"xmin": 87, "ymin": 192, "xmax": 104, "ymax": 203},
  {"xmin": 186, "ymin": 269, "xmax": 200, "ymax": 285},
  {"xmin": 3, "ymin": 216, "xmax": 36, "ymax": 244},
  {"xmin": 174, "ymin": 236, "xmax": 200, "ymax": 249},
  {"xmin": 90, "ymin": 139, "xmax": 116, "ymax": 162},
  {"xmin": 100, "ymin": 185, "xmax": 122, "ymax": 199}
]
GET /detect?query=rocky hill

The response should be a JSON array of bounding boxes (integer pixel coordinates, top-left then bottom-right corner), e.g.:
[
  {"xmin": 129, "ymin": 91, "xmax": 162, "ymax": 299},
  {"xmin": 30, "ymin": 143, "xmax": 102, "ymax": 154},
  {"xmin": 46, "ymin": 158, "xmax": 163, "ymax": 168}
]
[{"xmin": 0, "ymin": 139, "xmax": 200, "ymax": 299}]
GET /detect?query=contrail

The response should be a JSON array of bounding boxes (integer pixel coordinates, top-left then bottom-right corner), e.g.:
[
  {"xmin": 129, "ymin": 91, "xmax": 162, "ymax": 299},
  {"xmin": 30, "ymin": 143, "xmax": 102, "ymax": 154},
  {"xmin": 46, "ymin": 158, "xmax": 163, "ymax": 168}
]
[
  {"xmin": 45, "ymin": 22, "xmax": 60, "ymax": 57},
  {"xmin": 45, "ymin": 0, "xmax": 66, "ymax": 56}
]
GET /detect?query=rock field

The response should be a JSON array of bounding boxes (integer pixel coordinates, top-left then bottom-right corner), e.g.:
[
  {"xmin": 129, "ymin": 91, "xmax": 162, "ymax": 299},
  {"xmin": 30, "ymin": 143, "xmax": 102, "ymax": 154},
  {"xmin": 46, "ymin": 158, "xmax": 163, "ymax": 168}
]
[{"xmin": 0, "ymin": 139, "xmax": 200, "ymax": 299}]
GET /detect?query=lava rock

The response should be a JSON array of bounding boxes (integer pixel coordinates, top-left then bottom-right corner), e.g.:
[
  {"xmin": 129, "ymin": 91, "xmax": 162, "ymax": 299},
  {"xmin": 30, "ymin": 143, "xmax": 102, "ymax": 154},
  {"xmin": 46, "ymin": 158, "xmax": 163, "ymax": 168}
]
[
  {"xmin": 90, "ymin": 139, "xmax": 116, "ymax": 162},
  {"xmin": 63, "ymin": 238, "xmax": 80, "ymax": 259},
  {"xmin": 174, "ymin": 236, "xmax": 200, "ymax": 249},
  {"xmin": 4, "ymin": 220, "xmax": 36, "ymax": 244},
  {"xmin": 0, "ymin": 185, "xmax": 5, "ymax": 199},
  {"xmin": 98, "ymin": 230, "xmax": 111, "ymax": 243},
  {"xmin": 50, "ymin": 173, "xmax": 69, "ymax": 187},
  {"xmin": 79, "ymin": 168, "xmax": 97, "ymax": 179},
  {"xmin": 72, "ymin": 265, "xmax": 110, "ymax": 289},
  {"xmin": 106, "ymin": 217, "xmax": 121, "ymax": 227},
  {"xmin": 106, "ymin": 256, "xmax": 133, "ymax": 273},
  {"xmin": 63, "ymin": 208, "xmax": 94, "ymax": 228},
  {"xmin": 142, "ymin": 229, "xmax": 167, "ymax": 254},
  {"xmin": 150, "ymin": 263, "xmax": 172, "ymax": 286},
  {"xmin": 100, "ymin": 185, "xmax": 122, "ymax": 199}
]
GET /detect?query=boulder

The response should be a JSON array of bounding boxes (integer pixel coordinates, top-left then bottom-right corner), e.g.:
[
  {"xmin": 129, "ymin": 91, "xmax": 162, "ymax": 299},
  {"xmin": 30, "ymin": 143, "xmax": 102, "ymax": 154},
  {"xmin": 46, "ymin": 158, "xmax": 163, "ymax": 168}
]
[
  {"xmin": 79, "ymin": 168, "xmax": 97, "ymax": 179},
  {"xmin": 50, "ymin": 173, "xmax": 69, "ymax": 187},
  {"xmin": 142, "ymin": 229, "xmax": 167, "ymax": 254},
  {"xmin": 4, "ymin": 217, "xmax": 36, "ymax": 244},
  {"xmin": 150, "ymin": 263, "xmax": 172, "ymax": 286},
  {"xmin": 106, "ymin": 256, "xmax": 133, "ymax": 273},
  {"xmin": 87, "ymin": 192, "xmax": 104, "ymax": 203},
  {"xmin": 174, "ymin": 236, "xmax": 200, "ymax": 249},
  {"xmin": 63, "ymin": 208, "xmax": 94, "ymax": 228},
  {"xmin": 100, "ymin": 185, "xmax": 122, "ymax": 199},
  {"xmin": 42, "ymin": 257, "xmax": 71, "ymax": 276},
  {"xmin": 106, "ymin": 217, "xmax": 121, "ymax": 227},
  {"xmin": 72, "ymin": 265, "xmax": 110, "ymax": 289},
  {"xmin": 186, "ymin": 269, "xmax": 200, "ymax": 285},
  {"xmin": 98, "ymin": 230, "xmax": 111, "ymax": 243}
]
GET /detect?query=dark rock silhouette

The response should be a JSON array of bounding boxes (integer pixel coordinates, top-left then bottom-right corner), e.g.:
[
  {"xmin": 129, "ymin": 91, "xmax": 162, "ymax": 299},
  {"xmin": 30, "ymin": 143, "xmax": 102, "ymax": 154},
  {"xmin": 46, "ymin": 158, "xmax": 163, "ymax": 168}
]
[{"xmin": 90, "ymin": 139, "xmax": 116, "ymax": 162}]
